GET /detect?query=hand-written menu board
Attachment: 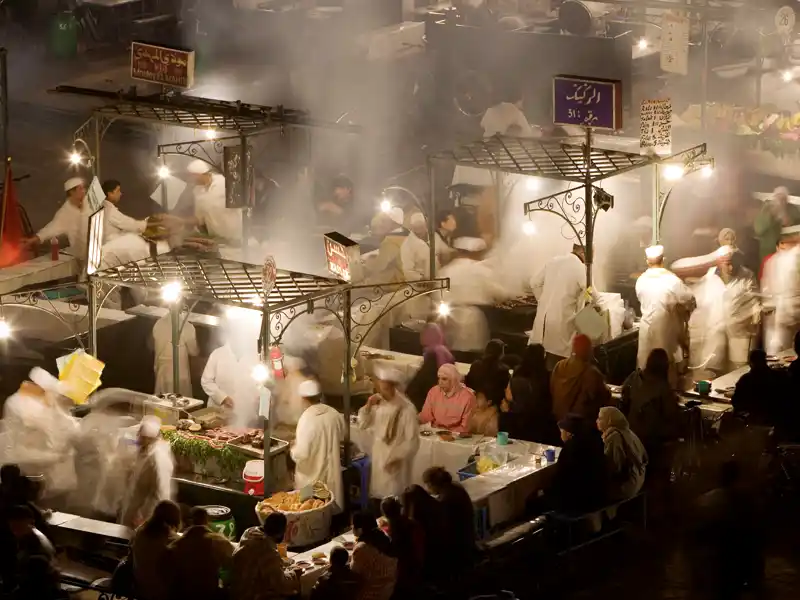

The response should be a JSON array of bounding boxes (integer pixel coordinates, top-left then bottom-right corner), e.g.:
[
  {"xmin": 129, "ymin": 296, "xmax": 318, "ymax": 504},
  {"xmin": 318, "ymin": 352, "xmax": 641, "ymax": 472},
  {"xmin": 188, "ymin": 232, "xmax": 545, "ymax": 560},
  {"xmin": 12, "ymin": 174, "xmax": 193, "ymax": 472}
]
[
  {"xmin": 660, "ymin": 13, "xmax": 690, "ymax": 76},
  {"xmin": 640, "ymin": 99, "xmax": 672, "ymax": 156},
  {"xmin": 223, "ymin": 145, "xmax": 253, "ymax": 209}
]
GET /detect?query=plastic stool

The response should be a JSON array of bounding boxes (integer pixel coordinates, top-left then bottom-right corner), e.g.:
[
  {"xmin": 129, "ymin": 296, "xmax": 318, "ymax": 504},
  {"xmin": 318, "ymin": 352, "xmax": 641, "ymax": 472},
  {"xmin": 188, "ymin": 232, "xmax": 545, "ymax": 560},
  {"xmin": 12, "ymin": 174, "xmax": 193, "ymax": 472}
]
[{"xmin": 350, "ymin": 455, "xmax": 371, "ymax": 509}]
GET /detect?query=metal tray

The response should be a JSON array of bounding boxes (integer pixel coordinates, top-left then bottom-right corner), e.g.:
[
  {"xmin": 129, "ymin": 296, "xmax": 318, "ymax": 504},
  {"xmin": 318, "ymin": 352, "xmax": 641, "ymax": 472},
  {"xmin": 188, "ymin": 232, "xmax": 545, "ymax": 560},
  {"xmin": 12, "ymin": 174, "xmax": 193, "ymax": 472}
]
[{"xmin": 227, "ymin": 435, "xmax": 289, "ymax": 459}]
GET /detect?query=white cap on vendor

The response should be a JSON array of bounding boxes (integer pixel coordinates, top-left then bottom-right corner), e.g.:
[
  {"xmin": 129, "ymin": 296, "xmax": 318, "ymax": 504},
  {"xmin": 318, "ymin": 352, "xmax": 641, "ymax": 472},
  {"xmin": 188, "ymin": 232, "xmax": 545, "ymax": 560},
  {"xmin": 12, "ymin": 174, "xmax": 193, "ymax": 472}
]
[
  {"xmin": 187, "ymin": 159, "xmax": 212, "ymax": 174},
  {"xmin": 645, "ymin": 245, "xmax": 664, "ymax": 260},
  {"xmin": 374, "ymin": 365, "xmax": 404, "ymax": 384},
  {"xmin": 716, "ymin": 244, "xmax": 735, "ymax": 259},
  {"xmin": 387, "ymin": 207, "xmax": 405, "ymax": 227},
  {"xmin": 409, "ymin": 212, "xmax": 426, "ymax": 227},
  {"xmin": 298, "ymin": 379, "xmax": 322, "ymax": 399},
  {"xmin": 139, "ymin": 415, "xmax": 162, "ymax": 439},
  {"xmin": 452, "ymin": 237, "xmax": 487, "ymax": 252},
  {"xmin": 781, "ymin": 224, "xmax": 800, "ymax": 237},
  {"xmin": 64, "ymin": 177, "xmax": 83, "ymax": 193},
  {"xmin": 28, "ymin": 367, "xmax": 63, "ymax": 395}
]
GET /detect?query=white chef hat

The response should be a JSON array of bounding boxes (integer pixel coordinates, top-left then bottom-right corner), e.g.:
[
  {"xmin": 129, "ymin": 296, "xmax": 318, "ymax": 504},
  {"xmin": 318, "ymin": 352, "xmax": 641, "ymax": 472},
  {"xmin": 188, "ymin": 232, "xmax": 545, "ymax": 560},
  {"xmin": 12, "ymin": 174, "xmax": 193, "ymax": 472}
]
[
  {"xmin": 139, "ymin": 415, "xmax": 162, "ymax": 439},
  {"xmin": 28, "ymin": 367, "xmax": 63, "ymax": 395},
  {"xmin": 387, "ymin": 207, "xmax": 405, "ymax": 227},
  {"xmin": 409, "ymin": 212, "xmax": 426, "ymax": 227},
  {"xmin": 452, "ymin": 237, "xmax": 487, "ymax": 252},
  {"xmin": 781, "ymin": 224, "xmax": 800, "ymax": 236},
  {"xmin": 645, "ymin": 245, "xmax": 664, "ymax": 260},
  {"xmin": 187, "ymin": 159, "xmax": 212, "ymax": 174},
  {"xmin": 64, "ymin": 177, "xmax": 83, "ymax": 192},
  {"xmin": 298, "ymin": 379, "xmax": 322, "ymax": 398},
  {"xmin": 374, "ymin": 365, "xmax": 404, "ymax": 384}
]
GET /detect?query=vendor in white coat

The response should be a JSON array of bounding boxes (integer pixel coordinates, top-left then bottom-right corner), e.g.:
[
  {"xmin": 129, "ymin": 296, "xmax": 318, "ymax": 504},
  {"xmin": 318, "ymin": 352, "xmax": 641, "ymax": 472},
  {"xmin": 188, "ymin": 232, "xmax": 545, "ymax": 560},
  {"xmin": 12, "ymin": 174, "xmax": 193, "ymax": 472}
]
[
  {"xmin": 440, "ymin": 237, "xmax": 505, "ymax": 352},
  {"xmin": 291, "ymin": 379, "xmax": 345, "ymax": 513},
  {"xmin": 152, "ymin": 307, "xmax": 200, "ymax": 396},
  {"xmin": 120, "ymin": 415, "xmax": 175, "ymax": 528},
  {"xmin": 401, "ymin": 212, "xmax": 431, "ymax": 280},
  {"xmin": 357, "ymin": 366, "xmax": 419, "ymax": 499},
  {"xmin": 635, "ymin": 245, "xmax": 696, "ymax": 380},
  {"xmin": 22, "ymin": 178, "xmax": 90, "ymax": 257},
  {"xmin": 529, "ymin": 244, "xmax": 589, "ymax": 368},
  {"xmin": 188, "ymin": 159, "xmax": 243, "ymax": 242},
  {"xmin": 762, "ymin": 226, "xmax": 800, "ymax": 355},
  {"xmin": 101, "ymin": 179, "xmax": 148, "ymax": 241},
  {"xmin": 689, "ymin": 246, "xmax": 760, "ymax": 376},
  {"xmin": 480, "ymin": 84, "xmax": 538, "ymax": 138},
  {"xmin": 201, "ymin": 337, "xmax": 261, "ymax": 427}
]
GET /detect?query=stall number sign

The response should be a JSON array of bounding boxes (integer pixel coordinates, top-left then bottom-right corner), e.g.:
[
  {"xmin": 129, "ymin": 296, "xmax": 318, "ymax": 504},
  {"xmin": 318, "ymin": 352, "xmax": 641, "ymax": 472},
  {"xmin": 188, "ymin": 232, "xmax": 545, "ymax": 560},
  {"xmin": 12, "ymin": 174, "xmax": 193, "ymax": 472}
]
[
  {"xmin": 324, "ymin": 235, "xmax": 352, "ymax": 282},
  {"xmin": 660, "ymin": 13, "xmax": 690, "ymax": 76},
  {"xmin": 776, "ymin": 6, "xmax": 796, "ymax": 34},
  {"xmin": 640, "ymin": 99, "xmax": 673, "ymax": 156},
  {"xmin": 131, "ymin": 42, "xmax": 195, "ymax": 89},
  {"xmin": 553, "ymin": 76, "xmax": 622, "ymax": 130}
]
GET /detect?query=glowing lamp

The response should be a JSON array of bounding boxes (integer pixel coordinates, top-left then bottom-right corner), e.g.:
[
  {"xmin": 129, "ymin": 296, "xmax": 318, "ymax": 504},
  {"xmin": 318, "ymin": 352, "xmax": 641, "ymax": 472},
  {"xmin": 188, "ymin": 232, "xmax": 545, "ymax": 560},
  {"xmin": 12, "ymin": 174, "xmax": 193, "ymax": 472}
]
[
  {"xmin": 701, "ymin": 164, "xmax": 714, "ymax": 178},
  {"xmin": 205, "ymin": 129, "xmax": 217, "ymax": 140},
  {"xmin": 69, "ymin": 152, "xmax": 82, "ymax": 166},
  {"xmin": 157, "ymin": 165, "xmax": 171, "ymax": 179},
  {"xmin": 0, "ymin": 320, "xmax": 10, "ymax": 339},
  {"xmin": 522, "ymin": 221, "xmax": 537, "ymax": 236},
  {"xmin": 638, "ymin": 38, "xmax": 648, "ymax": 50},
  {"xmin": 161, "ymin": 282, "xmax": 182, "ymax": 303},
  {"xmin": 252, "ymin": 363, "xmax": 270, "ymax": 385},
  {"xmin": 525, "ymin": 177, "xmax": 540, "ymax": 191},
  {"xmin": 783, "ymin": 70, "xmax": 793, "ymax": 83},
  {"xmin": 380, "ymin": 198, "xmax": 392, "ymax": 213},
  {"xmin": 662, "ymin": 164, "xmax": 684, "ymax": 181},
  {"xmin": 437, "ymin": 302, "xmax": 450, "ymax": 317}
]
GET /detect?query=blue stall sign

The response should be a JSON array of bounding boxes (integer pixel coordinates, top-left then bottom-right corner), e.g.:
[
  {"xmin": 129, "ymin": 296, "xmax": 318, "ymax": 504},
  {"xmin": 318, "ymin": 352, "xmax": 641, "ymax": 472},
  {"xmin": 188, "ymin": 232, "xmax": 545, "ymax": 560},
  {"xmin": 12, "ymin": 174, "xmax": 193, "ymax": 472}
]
[{"xmin": 553, "ymin": 76, "xmax": 623, "ymax": 130}]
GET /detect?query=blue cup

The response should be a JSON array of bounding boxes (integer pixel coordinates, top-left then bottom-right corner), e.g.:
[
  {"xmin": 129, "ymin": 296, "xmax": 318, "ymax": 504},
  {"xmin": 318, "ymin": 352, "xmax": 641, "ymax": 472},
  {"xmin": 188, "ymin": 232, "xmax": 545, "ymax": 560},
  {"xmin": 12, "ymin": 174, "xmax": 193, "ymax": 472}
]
[
  {"xmin": 496, "ymin": 431, "xmax": 509, "ymax": 446},
  {"xmin": 544, "ymin": 448, "xmax": 556, "ymax": 463}
]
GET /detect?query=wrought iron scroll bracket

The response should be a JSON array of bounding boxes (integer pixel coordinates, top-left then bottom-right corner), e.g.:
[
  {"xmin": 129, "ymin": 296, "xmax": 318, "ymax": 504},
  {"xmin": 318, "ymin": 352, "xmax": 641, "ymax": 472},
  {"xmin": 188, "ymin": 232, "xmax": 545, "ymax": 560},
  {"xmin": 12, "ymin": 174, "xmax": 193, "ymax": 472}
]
[{"xmin": 523, "ymin": 185, "xmax": 590, "ymax": 248}]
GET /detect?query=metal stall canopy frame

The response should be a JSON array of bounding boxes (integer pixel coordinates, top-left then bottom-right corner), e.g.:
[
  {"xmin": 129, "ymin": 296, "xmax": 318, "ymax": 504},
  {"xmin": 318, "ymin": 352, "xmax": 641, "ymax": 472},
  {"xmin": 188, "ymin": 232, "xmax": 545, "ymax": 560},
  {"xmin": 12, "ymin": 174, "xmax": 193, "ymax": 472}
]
[{"xmin": 429, "ymin": 134, "xmax": 708, "ymax": 285}]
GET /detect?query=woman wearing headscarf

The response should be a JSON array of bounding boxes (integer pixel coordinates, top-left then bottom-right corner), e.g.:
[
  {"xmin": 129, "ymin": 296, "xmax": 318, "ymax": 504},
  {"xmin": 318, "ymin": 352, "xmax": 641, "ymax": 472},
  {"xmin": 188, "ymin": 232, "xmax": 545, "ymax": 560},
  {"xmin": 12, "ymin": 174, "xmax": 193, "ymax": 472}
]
[
  {"xmin": 464, "ymin": 339, "xmax": 508, "ymax": 395},
  {"xmin": 550, "ymin": 334, "xmax": 612, "ymax": 423},
  {"xmin": 418, "ymin": 364, "xmax": 476, "ymax": 433},
  {"xmin": 596, "ymin": 406, "xmax": 648, "ymax": 502},
  {"xmin": 468, "ymin": 370, "xmax": 506, "ymax": 437},
  {"xmin": 501, "ymin": 344, "xmax": 558, "ymax": 444},
  {"xmin": 406, "ymin": 324, "xmax": 455, "ymax": 411}
]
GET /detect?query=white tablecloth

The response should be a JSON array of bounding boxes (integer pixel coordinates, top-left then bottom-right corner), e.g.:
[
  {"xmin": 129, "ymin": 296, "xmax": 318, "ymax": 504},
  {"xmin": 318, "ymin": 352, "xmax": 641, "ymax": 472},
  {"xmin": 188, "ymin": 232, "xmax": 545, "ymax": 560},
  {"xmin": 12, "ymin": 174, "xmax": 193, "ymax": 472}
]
[
  {"xmin": 359, "ymin": 345, "xmax": 471, "ymax": 382},
  {"xmin": 0, "ymin": 255, "xmax": 79, "ymax": 296},
  {"xmin": 293, "ymin": 531, "xmax": 357, "ymax": 597}
]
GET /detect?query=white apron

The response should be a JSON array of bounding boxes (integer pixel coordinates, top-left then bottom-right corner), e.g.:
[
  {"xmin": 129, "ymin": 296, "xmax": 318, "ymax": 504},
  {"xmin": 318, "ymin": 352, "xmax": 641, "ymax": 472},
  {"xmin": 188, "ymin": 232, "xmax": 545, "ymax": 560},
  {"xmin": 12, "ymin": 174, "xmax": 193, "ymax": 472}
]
[{"xmin": 762, "ymin": 246, "xmax": 800, "ymax": 355}]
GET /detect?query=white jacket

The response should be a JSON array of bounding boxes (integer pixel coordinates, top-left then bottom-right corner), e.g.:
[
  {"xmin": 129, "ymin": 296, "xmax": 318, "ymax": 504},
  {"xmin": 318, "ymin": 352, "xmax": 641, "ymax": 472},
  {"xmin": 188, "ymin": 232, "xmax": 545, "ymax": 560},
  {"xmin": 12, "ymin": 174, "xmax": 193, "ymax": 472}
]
[
  {"xmin": 194, "ymin": 174, "xmax": 243, "ymax": 241},
  {"xmin": 36, "ymin": 200, "xmax": 91, "ymax": 258},
  {"xmin": 481, "ymin": 102, "xmax": 535, "ymax": 137},
  {"xmin": 153, "ymin": 312, "xmax": 199, "ymax": 396},
  {"xmin": 201, "ymin": 344, "xmax": 260, "ymax": 424},
  {"xmin": 120, "ymin": 439, "xmax": 175, "ymax": 528},
  {"xmin": 400, "ymin": 232, "xmax": 430, "ymax": 281},
  {"xmin": 291, "ymin": 403, "xmax": 345, "ymax": 513},
  {"xmin": 635, "ymin": 267, "xmax": 695, "ymax": 368},
  {"xmin": 762, "ymin": 246, "xmax": 800, "ymax": 355},
  {"xmin": 357, "ymin": 393, "xmax": 419, "ymax": 498},
  {"xmin": 103, "ymin": 201, "xmax": 147, "ymax": 241},
  {"xmin": 529, "ymin": 253, "xmax": 587, "ymax": 358}
]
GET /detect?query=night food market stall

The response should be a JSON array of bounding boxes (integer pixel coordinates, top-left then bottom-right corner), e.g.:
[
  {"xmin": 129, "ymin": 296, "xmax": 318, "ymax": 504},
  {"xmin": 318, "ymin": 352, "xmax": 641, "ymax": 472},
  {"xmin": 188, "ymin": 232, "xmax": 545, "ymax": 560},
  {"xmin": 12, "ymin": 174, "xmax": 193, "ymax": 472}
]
[{"xmin": 423, "ymin": 123, "xmax": 710, "ymax": 381}]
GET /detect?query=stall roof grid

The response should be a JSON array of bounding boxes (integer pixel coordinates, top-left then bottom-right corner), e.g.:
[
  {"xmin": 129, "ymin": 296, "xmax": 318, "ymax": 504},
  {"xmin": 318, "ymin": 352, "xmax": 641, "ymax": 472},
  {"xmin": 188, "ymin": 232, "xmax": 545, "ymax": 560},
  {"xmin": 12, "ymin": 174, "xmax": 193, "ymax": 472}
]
[
  {"xmin": 51, "ymin": 86, "xmax": 361, "ymax": 134},
  {"xmin": 92, "ymin": 252, "xmax": 347, "ymax": 311},
  {"xmin": 431, "ymin": 135, "xmax": 659, "ymax": 183}
]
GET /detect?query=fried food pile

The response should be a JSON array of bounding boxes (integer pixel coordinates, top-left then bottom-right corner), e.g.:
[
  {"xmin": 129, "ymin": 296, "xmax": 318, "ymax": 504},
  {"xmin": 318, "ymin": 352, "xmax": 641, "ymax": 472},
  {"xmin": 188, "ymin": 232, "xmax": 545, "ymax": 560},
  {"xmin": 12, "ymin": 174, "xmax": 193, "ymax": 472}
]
[{"xmin": 256, "ymin": 481, "xmax": 332, "ymax": 514}]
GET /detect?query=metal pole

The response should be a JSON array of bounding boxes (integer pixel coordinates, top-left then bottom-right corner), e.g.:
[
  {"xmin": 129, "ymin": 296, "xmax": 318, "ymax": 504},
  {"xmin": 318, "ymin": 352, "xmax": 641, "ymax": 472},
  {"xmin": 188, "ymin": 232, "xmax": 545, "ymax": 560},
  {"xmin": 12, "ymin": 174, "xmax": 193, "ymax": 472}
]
[
  {"xmin": 170, "ymin": 303, "xmax": 180, "ymax": 394},
  {"xmin": 428, "ymin": 158, "xmax": 436, "ymax": 279},
  {"xmin": 94, "ymin": 117, "xmax": 102, "ymax": 180},
  {"xmin": 583, "ymin": 127, "xmax": 593, "ymax": 288},
  {"xmin": 652, "ymin": 164, "xmax": 660, "ymax": 245},
  {"xmin": 159, "ymin": 154, "xmax": 168, "ymax": 211},
  {"xmin": 88, "ymin": 279, "xmax": 98, "ymax": 356},
  {"xmin": 261, "ymin": 306, "xmax": 272, "ymax": 495},
  {"xmin": 0, "ymin": 49, "xmax": 8, "ymax": 168},
  {"xmin": 240, "ymin": 135, "xmax": 250, "ymax": 261},
  {"xmin": 342, "ymin": 289, "xmax": 352, "ymax": 466},
  {"xmin": 700, "ymin": 17, "xmax": 709, "ymax": 130}
]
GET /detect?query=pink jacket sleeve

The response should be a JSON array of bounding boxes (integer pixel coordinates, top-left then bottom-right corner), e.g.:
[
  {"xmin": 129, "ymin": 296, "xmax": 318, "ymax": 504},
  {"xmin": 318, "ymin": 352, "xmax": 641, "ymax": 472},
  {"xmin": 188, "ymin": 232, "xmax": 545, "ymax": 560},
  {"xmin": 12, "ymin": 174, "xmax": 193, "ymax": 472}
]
[
  {"xmin": 454, "ymin": 389, "xmax": 477, "ymax": 434},
  {"xmin": 418, "ymin": 388, "xmax": 435, "ymax": 424}
]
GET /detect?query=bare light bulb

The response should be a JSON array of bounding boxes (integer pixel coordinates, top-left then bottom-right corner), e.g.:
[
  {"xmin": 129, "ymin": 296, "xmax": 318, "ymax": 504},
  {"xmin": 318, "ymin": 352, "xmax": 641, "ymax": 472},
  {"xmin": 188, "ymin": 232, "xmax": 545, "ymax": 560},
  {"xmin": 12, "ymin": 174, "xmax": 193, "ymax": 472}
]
[
  {"xmin": 0, "ymin": 320, "xmax": 10, "ymax": 339},
  {"xmin": 701, "ymin": 164, "xmax": 714, "ymax": 178},
  {"xmin": 637, "ymin": 38, "xmax": 648, "ymax": 50},
  {"xmin": 380, "ymin": 198, "xmax": 392, "ymax": 213},
  {"xmin": 522, "ymin": 221, "xmax": 537, "ymax": 236},
  {"xmin": 252, "ymin": 363, "xmax": 270, "ymax": 384},
  {"xmin": 161, "ymin": 282, "xmax": 182, "ymax": 303},
  {"xmin": 157, "ymin": 165, "xmax": 170, "ymax": 179},
  {"xmin": 69, "ymin": 152, "xmax": 82, "ymax": 166},
  {"xmin": 205, "ymin": 129, "xmax": 217, "ymax": 140},
  {"xmin": 437, "ymin": 302, "xmax": 450, "ymax": 317},
  {"xmin": 662, "ymin": 164, "xmax": 684, "ymax": 181},
  {"xmin": 782, "ymin": 70, "xmax": 793, "ymax": 83}
]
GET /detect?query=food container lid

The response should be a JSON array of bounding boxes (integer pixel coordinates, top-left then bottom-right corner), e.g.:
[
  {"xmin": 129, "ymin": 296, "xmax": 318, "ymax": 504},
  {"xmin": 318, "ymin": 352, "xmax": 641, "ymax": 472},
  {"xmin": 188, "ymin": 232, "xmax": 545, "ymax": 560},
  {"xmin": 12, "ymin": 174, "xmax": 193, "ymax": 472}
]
[
  {"xmin": 243, "ymin": 459, "xmax": 265, "ymax": 479},
  {"xmin": 200, "ymin": 505, "xmax": 232, "ymax": 519}
]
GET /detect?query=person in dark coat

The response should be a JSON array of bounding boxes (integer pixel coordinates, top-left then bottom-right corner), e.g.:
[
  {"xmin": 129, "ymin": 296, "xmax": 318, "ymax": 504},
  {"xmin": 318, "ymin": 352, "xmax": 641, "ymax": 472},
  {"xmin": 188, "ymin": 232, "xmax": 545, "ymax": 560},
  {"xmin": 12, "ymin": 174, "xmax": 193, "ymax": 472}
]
[
  {"xmin": 544, "ymin": 414, "xmax": 608, "ymax": 515},
  {"xmin": 422, "ymin": 467, "xmax": 475, "ymax": 573},
  {"xmin": 500, "ymin": 344, "xmax": 558, "ymax": 444},
  {"xmin": 732, "ymin": 349, "xmax": 788, "ymax": 427},
  {"xmin": 310, "ymin": 546, "xmax": 360, "ymax": 600},
  {"xmin": 465, "ymin": 339, "xmax": 509, "ymax": 396}
]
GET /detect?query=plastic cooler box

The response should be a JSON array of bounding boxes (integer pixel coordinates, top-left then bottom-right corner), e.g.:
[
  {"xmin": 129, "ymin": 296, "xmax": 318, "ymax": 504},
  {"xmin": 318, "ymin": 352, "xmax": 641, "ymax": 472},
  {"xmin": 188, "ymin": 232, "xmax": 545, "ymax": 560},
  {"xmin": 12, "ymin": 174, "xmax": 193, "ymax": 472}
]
[{"xmin": 243, "ymin": 460, "xmax": 264, "ymax": 496}]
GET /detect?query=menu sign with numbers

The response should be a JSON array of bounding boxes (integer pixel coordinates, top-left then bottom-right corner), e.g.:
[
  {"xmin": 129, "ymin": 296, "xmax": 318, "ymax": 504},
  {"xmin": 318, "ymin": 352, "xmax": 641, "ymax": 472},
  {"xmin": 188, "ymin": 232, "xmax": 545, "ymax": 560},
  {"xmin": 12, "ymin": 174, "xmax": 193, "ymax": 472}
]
[
  {"xmin": 552, "ymin": 76, "xmax": 622, "ymax": 130},
  {"xmin": 660, "ymin": 13, "xmax": 690, "ymax": 75},
  {"xmin": 640, "ymin": 99, "xmax": 672, "ymax": 156}
]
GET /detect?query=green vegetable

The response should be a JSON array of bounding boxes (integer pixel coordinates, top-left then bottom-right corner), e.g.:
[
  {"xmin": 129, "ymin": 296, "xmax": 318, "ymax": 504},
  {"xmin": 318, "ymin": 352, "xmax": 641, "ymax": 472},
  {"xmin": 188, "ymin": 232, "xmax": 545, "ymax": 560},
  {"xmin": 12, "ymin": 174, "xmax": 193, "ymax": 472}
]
[{"xmin": 162, "ymin": 430, "xmax": 248, "ymax": 480}]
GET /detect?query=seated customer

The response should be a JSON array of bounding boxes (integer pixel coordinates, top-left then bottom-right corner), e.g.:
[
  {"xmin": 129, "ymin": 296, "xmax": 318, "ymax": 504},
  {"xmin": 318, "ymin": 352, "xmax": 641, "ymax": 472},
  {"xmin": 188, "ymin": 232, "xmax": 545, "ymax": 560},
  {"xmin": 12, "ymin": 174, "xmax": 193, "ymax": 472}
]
[
  {"xmin": 169, "ymin": 507, "xmax": 233, "ymax": 600},
  {"xmin": 310, "ymin": 546, "xmax": 360, "ymax": 600},
  {"xmin": 422, "ymin": 467, "xmax": 475, "ymax": 571},
  {"xmin": 351, "ymin": 511, "xmax": 398, "ymax": 600},
  {"xmin": 541, "ymin": 414, "xmax": 607, "ymax": 515},
  {"xmin": 419, "ymin": 364, "xmax": 476, "ymax": 433},
  {"xmin": 469, "ymin": 374, "xmax": 507, "ymax": 437},
  {"xmin": 131, "ymin": 500, "xmax": 181, "ymax": 600},
  {"xmin": 732, "ymin": 350, "xmax": 787, "ymax": 426},
  {"xmin": 501, "ymin": 344, "xmax": 558, "ymax": 444},
  {"xmin": 465, "ymin": 339, "xmax": 509, "ymax": 395},
  {"xmin": 551, "ymin": 335, "xmax": 612, "ymax": 423},
  {"xmin": 596, "ymin": 406, "xmax": 648, "ymax": 501},
  {"xmin": 2, "ymin": 505, "xmax": 60, "ymax": 599},
  {"xmin": 381, "ymin": 496, "xmax": 423, "ymax": 592},
  {"xmin": 230, "ymin": 512, "xmax": 299, "ymax": 600},
  {"xmin": 406, "ymin": 323, "xmax": 455, "ymax": 411}
]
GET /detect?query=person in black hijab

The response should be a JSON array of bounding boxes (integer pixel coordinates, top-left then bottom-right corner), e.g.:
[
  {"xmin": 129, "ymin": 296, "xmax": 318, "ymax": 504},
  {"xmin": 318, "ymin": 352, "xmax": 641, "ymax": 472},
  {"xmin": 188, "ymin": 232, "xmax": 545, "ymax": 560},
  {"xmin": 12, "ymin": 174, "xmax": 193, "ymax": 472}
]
[
  {"xmin": 465, "ymin": 339, "xmax": 508, "ymax": 396},
  {"xmin": 500, "ymin": 344, "xmax": 558, "ymax": 444}
]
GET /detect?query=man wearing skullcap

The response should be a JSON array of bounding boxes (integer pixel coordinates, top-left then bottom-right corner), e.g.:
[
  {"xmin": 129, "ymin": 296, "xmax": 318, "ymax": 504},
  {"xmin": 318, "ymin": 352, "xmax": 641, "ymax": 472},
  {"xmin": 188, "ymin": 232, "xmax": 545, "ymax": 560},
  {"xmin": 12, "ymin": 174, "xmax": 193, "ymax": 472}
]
[
  {"xmin": 754, "ymin": 186, "xmax": 800, "ymax": 263},
  {"xmin": 401, "ymin": 212, "xmax": 431, "ymax": 281},
  {"xmin": 529, "ymin": 244, "xmax": 591, "ymax": 368},
  {"xmin": 22, "ymin": 178, "xmax": 91, "ymax": 258},
  {"xmin": 291, "ymin": 379, "xmax": 346, "ymax": 512},
  {"xmin": 120, "ymin": 415, "xmax": 175, "ymax": 528},
  {"xmin": 550, "ymin": 335, "xmax": 612, "ymax": 422},
  {"xmin": 357, "ymin": 367, "xmax": 419, "ymax": 499},
  {"xmin": 635, "ymin": 245, "xmax": 695, "ymax": 383}
]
